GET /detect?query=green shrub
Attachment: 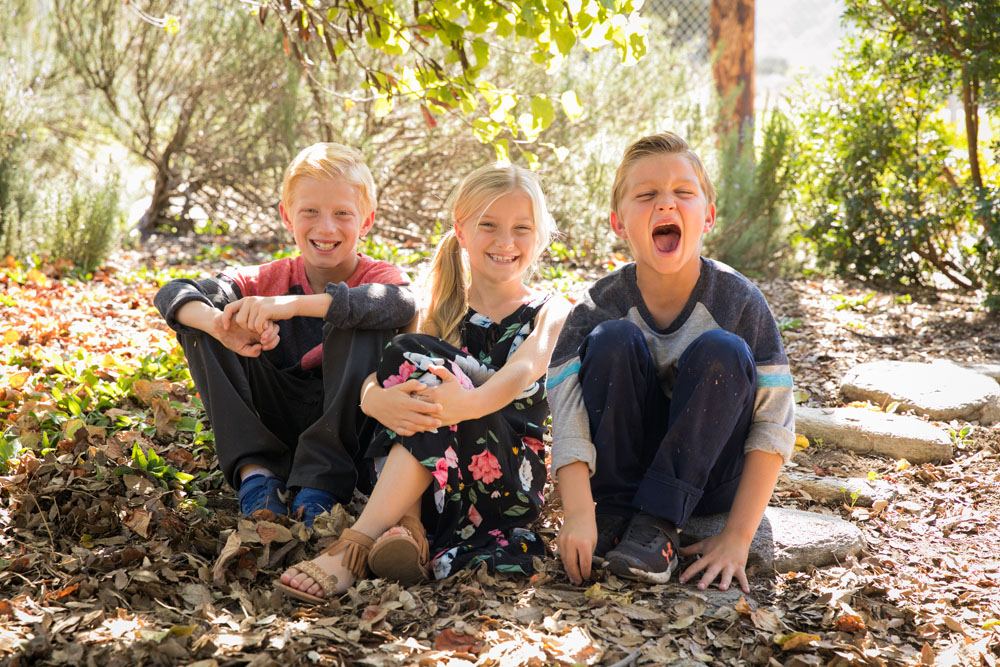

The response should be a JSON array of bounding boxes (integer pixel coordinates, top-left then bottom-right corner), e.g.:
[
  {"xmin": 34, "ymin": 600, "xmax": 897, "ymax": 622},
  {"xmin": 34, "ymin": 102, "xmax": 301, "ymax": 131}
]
[
  {"xmin": 791, "ymin": 31, "xmax": 993, "ymax": 299},
  {"xmin": 41, "ymin": 176, "xmax": 124, "ymax": 273},
  {"xmin": 706, "ymin": 110, "xmax": 797, "ymax": 276}
]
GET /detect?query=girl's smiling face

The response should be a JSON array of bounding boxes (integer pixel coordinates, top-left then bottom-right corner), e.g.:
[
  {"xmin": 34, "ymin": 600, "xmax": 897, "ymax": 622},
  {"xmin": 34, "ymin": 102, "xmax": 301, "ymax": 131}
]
[{"xmin": 456, "ymin": 190, "xmax": 538, "ymax": 286}]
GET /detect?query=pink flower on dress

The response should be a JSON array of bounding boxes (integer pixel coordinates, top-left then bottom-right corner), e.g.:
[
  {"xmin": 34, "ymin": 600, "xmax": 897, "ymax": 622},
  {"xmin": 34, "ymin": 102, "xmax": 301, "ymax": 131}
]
[
  {"xmin": 443, "ymin": 446, "xmax": 459, "ymax": 468},
  {"xmin": 521, "ymin": 437, "xmax": 545, "ymax": 456},
  {"xmin": 383, "ymin": 361, "xmax": 417, "ymax": 388},
  {"xmin": 468, "ymin": 504, "xmax": 482, "ymax": 527},
  {"xmin": 489, "ymin": 529, "xmax": 509, "ymax": 547},
  {"xmin": 448, "ymin": 360, "xmax": 475, "ymax": 390},
  {"xmin": 431, "ymin": 457, "xmax": 449, "ymax": 489},
  {"xmin": 468, "ymin": 448, "xmax": 502, "ymax": 484}
]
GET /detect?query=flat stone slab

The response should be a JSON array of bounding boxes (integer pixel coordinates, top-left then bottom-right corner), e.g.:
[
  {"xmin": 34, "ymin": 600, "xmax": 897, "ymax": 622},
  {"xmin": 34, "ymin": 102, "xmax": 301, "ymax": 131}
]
[
  {"xmin": 795, "ymin": 406, "xmax": 953, "ymax": 463},
  {"xmin": 682, "ymin": 506, "xmax": 865, "ymax": 574},
  {"xmin": 961, "ymin": 362, "xmax": 1000, "ymax": 384},
  {"xmin": 841, "ymin": 360, "xmax": 1000, "ymax": 424},
  {"xmin": 779, "ymin": 469, "xmax": 897, "ymax": 507}
]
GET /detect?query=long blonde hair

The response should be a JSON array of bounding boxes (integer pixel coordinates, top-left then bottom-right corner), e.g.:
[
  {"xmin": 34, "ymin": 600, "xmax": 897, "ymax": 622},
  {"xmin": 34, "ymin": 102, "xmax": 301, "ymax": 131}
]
[{"xmin": 424, "ymin": 164, "xmax": 554, "ymax": 346}]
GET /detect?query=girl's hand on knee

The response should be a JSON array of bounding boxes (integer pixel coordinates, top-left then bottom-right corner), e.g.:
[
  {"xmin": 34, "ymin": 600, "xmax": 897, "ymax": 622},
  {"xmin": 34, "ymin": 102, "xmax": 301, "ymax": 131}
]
[
  {"xmin": 557, "ymin": 512, "xmax": 597, "ymax": 586},
  {"xmin": 362, "ymin": 379, "xmax": 442, "ymax": 436},
  {"xmin": 421, "ymin": 365, "xmax": 482, "ymax": 426},
  {"xmin": 678, "ymin": 531, "xmax": 750, "ymax": 593}
]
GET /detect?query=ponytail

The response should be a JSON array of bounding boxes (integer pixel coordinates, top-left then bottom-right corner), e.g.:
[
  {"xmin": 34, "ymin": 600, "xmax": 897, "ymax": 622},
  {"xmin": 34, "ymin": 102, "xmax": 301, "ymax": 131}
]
[{"xmin": 423, "ymin": 230, "xmax": 467, "ymax": 347}]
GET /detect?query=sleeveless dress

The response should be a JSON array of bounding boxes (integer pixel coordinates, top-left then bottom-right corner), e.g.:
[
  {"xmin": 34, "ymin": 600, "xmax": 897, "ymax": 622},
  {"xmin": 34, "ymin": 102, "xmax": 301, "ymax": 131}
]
[{"xmin": 366, "ymin": 293, "xmax": 551, "ymax": 578}]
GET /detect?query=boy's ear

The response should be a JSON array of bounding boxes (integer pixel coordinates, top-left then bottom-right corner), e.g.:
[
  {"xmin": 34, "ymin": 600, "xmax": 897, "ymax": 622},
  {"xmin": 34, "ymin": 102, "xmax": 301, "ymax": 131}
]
[
  {"xmin": 610, "ymin": 211, "xmax": 627, "ymax": 239},
  {"xmin": 703, "ymin": 203, "xmax": 717, "ymax": 233},
  {"xmin": 359, "ymin": 210, "xmax": 376, "ymax": 239},
  {"xmin": 279, "ymin": 202, "xmax": 294, "ymax": 234}
]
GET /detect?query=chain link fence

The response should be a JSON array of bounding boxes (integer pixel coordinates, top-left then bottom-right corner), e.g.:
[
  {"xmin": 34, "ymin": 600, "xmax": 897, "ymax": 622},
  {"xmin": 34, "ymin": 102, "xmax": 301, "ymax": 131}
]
[{"xmin": 643, "ymin": 0, "xmax": 711, "ymax": 61}]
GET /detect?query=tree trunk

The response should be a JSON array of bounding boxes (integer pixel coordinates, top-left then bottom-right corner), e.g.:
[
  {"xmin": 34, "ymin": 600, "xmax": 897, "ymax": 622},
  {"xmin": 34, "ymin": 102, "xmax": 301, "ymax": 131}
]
[
  {"xmin": 710, "ymin": 0, "xmax": 755, "ymax": 143},
  {"xmin": 960, "ymin": 71, "xmax": 982, "ymax": 189},
  {"xmin": 134, "ymin": 162, "xmax": 173, "ymax": 238}
]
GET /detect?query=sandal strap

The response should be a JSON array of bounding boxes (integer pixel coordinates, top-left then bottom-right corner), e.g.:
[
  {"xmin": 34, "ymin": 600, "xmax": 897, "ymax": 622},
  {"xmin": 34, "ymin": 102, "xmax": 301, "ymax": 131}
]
[
  {"xmin": 396, "ymin": 515, "xmax": 430, "ymax": 566},
  {"xmin": 323, "ymin": 528, "xmax": 374, "ymax": 580},
  {"xmin": 294, "ymin": 560, "xmax": 339, "ymax": 598}
]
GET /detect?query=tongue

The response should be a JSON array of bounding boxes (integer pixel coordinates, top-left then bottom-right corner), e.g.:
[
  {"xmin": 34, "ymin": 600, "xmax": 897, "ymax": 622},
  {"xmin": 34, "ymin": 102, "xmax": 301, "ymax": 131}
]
[{"xmin": 653, "ymin": 230, "xmax": 680, "ymax": 253}]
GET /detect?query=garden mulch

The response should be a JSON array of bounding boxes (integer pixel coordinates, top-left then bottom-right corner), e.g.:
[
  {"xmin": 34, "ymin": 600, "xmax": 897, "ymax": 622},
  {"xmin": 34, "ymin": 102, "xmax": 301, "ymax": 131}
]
[{"xmin": 2, "ymin": 237, "xmax": 999, "ymax": 666}]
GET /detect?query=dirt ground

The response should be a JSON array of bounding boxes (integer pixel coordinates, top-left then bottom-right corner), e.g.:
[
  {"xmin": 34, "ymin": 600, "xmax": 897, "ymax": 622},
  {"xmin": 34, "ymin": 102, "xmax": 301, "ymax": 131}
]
[{"xmin": 1, "ymin": 237, "xmax": 999, "ymax": 665}]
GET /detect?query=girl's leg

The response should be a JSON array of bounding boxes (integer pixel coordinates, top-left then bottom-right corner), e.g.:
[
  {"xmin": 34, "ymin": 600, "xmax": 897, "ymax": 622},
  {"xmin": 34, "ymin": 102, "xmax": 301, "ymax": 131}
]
[{"xmin": 280, "ymin": 444, "xmax": 432, "ymax": 597}]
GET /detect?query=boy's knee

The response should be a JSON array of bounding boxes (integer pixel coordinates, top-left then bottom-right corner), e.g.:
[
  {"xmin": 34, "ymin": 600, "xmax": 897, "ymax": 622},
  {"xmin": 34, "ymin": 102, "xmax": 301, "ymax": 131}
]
[
  {"xmin": 580, "ymin": 320, "xmax": 646, "ymax": 366},
  {"xmin": 682, "ymin": 330, "xmax": 754, "ymax": 376}
]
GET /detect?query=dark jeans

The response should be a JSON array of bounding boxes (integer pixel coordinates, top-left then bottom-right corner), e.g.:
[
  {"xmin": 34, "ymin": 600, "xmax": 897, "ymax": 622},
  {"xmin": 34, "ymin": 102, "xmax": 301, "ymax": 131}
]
[
  {"xmin": 579, "ymin": 320, "xmax": 756, "ymax": 529},
  {"xmin": 178, "ymin": 325, "xmax": 393, "ymax": 501}
]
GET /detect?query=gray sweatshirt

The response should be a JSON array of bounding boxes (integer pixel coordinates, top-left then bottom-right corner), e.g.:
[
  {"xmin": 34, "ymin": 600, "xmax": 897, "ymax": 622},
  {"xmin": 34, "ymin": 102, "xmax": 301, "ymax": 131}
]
[{"xmin": 546, "ymin": 258, "xmax": 795, "ymax": 476}]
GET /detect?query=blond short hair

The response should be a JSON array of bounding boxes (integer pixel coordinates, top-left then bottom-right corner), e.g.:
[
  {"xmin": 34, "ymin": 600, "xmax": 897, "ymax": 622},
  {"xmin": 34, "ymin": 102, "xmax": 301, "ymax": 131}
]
[
  {"xmin": 281, "ymin": 143, "xmax": 376, "ymax": 217},
  {"xmin": 610, "ymin": 133, "xmax": 716, "ymax": 215}
]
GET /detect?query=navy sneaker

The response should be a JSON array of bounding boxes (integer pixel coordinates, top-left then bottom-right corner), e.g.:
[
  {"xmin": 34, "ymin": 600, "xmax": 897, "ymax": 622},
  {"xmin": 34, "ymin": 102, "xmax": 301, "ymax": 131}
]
[
  {"xmin": 292, "ymin": 487, "xmax": 337, "ymax": 527},
  {"xmin": 594, "ymin": 514, "xmax": 630, "ymax": 561},
  {"xmin": 604, "ymin": 511, "xmax": 680, "ymax": 583},
  {"xmin": 238, "ymin": 474, "xmax": 287, "ymax": 517}
]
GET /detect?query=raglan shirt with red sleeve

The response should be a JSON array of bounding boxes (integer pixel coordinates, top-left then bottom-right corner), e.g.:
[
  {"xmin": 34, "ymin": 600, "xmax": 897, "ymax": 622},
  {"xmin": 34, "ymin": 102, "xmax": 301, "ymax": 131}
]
[{"xmin": 154, "ymin": 254, "xmax": 417, "ymax": 374}]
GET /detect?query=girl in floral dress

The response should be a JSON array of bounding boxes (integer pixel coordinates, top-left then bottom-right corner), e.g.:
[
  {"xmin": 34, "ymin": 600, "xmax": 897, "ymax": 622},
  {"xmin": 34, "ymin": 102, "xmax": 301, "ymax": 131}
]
[{"xmin": 277, "ymin": 164, "xmax": 570, "ymax": 602}]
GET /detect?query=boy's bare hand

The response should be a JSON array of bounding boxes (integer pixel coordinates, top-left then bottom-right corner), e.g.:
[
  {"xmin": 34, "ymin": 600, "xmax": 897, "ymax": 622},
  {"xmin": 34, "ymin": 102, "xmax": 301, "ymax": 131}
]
[
  {"xmin": 212, "ymin": 316, "xmax": 280, "ymax": 357},
  {"xmin": 222, "ymin": 296, "xmax": 298, "ymax": 334},
  {"xmin": 361, "ymin": 379, "xmax": 442, "ymax": 436},
  {"xmin": 678, "ymin": 531, "xmax": 750, "ymax": 593},
  {"xmin": 557, "ymin": 511, "xmax": 597, "ymax": 586}
]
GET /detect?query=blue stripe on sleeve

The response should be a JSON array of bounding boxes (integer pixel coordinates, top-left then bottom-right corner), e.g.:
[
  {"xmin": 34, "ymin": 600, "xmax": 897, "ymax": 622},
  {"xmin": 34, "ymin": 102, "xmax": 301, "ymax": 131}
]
[
  {"xmin": 757, "ymin": 373, "xmax": 793, "ymax": 387},
  {"xmin": 545, "ymin": 362, "xmax": 581, "ymax": 389}
]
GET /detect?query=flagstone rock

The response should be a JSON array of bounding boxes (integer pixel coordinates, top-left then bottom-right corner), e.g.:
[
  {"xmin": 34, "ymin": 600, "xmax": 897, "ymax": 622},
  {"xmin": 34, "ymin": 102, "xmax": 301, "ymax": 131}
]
[
  {"xmin": 795, "ymin": 406, "xmax": 953, "ymax": 463},
  {"xmin": 682, "ymin": 507, "xmax": 866, "ymax": 574},
  {"xmin": 960, "ymin": 362, "xmax": 1000, "ymax": 385},
  {"xmin": 840, "ymin": 360, "xmax": 1000, "ymax": 424},
  {"xmin": 779, "ymin": 469, "xmax": 897, "ymax": 507}
]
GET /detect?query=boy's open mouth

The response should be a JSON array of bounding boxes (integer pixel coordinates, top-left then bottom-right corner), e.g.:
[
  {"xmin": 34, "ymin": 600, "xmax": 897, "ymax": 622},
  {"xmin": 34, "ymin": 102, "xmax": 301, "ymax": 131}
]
[
  {"xmin": 652, "ymin": 222, "xmax": 681, "ymax": 253},
  {"xmin": 311, "ymin": 240, "xmax": 340, "ymax": 252}
]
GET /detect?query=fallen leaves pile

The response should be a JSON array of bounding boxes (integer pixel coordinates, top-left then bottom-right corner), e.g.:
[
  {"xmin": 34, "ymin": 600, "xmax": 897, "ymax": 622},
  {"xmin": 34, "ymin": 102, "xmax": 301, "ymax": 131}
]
[{"xmin": 2, "ymin": 239, "xmax": 999, "ymax": 665}]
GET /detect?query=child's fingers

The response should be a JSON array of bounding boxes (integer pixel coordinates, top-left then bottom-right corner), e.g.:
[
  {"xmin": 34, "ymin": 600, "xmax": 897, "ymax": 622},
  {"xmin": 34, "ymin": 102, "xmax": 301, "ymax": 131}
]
[
  {"xmin": 735, "ymin": 569, "xmax": 750, "ymax": 594},
  {"xmin": 392, "ymin": 379, "xmax": 427, "ymax": 393},
  {"xmin": 221, "ymin": 300, "xmax": 242, "ymax": 329},
  {"xmin": 697, "ymin": 563, "xmax": 723, "ymax": 590},
  {"xmin": 679, "ymin": 554, "xmax": 708, "ymax": 584},
  {"xmin": 426, "ymin": 364, "xmax": 457, "ymax": 382},
  {"xmin": 560, "ymin": 546, "xmax": 582, "ymax": 585},
  {"xmin": 678, "ymin": 541, "xmax": 702, "ymax": 557}
]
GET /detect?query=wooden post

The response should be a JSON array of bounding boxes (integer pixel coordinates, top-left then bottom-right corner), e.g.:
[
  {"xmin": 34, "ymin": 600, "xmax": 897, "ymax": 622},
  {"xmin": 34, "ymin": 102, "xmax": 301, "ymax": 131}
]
[{"xmin": 710, "ymin": 0, "xmax": 754, "ymax": 140}]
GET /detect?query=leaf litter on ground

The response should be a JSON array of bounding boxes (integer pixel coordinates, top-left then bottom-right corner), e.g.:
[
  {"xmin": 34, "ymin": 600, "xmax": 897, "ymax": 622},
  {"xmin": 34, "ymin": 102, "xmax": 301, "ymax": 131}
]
[{"xmin": 2, "ymin": 240, "xmax": 1000, "ymax": 665}]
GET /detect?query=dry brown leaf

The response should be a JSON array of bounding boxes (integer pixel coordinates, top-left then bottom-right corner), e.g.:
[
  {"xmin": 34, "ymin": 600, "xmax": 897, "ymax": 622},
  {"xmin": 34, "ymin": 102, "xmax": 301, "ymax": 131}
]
[{"xmin": 434, "ymin": 628, "xmax": 484, "ymax": 654}]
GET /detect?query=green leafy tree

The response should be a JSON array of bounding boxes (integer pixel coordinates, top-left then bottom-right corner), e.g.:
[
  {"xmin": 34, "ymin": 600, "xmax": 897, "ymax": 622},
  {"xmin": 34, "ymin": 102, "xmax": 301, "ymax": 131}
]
[
  {"xmin": 253, "ymin": 0, "xmax": 647, "ymax": 164},
  {"xmin": 845, "ymin": 0, "xmax": 1000, "ymax": 189}
]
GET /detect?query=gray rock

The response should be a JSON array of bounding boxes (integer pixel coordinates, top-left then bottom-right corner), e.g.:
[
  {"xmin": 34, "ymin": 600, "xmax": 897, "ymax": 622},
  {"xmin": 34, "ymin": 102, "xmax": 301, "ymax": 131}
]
[
  {"xmin": 779, "ymin": 469, "xmax": 897, "ymax": 507},
  {"xmin": 961, "ymin": 362, "xmax": 1000, "ymax": 384},
  {"xmin": 840, "ymin": 360, "xmax": 1000, "ymax": 424},
  {"xmin": 682, "ymin": 506, "xmax": 866, "ymax": 574},
  {"xmin": 795, "ymin": 406, "xmax": 953, "ymax": 463}
]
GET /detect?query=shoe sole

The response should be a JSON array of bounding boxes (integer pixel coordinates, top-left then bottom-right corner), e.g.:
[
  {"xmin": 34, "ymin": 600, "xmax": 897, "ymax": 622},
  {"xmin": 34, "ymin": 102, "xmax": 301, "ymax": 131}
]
[
  {"xmin": 605, "ymin": 556, "xmax": 678, "ymax": 584},
  {"xmin": 368, "ymin": 534, "xmax": 430, "ymax": 586}
]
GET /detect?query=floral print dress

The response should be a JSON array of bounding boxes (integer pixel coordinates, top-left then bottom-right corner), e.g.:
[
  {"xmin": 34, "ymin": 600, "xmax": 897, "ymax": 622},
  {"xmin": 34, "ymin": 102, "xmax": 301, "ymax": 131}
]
[{"xmin": 366, "ymin": 293, "xmax": 551, "ymax": 578}]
